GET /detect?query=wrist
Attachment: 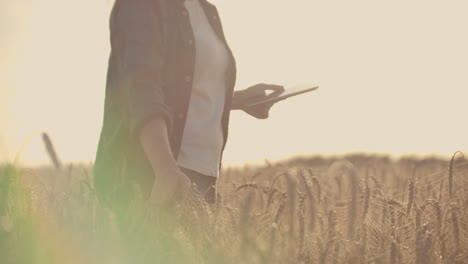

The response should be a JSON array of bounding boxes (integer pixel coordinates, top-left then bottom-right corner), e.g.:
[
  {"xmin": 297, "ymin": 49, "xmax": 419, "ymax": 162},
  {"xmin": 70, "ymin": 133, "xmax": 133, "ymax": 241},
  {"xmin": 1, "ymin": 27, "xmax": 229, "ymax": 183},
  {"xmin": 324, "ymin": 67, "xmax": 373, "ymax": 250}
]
[
  {"xmin": 231, "ymin": 91, "xmax": 245, "ymax": 110},
  {"xmin": 155, "ymin": 161, "xmax": 180, "ymax": 175},
  {"xmin": 148, "ymin": 155, "xmax": 179, "ymax": 176}
]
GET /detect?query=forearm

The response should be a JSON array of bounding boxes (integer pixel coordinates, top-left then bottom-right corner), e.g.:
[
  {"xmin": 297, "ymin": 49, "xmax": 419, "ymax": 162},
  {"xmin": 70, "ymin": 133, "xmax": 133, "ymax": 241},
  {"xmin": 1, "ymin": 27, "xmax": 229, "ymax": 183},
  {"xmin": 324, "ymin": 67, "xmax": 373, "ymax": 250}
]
[{"xmin": 139, "ymin": 118, "xmax": 179, "ymax": 175}]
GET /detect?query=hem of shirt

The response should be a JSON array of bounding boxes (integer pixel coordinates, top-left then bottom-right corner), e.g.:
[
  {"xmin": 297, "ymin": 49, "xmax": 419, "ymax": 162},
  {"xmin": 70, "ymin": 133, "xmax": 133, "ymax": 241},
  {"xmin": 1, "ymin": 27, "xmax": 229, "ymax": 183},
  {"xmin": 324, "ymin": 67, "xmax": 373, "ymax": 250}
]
[{"xmin": 176, "ymin": 158, "xmax": 219, "ymax": 178}]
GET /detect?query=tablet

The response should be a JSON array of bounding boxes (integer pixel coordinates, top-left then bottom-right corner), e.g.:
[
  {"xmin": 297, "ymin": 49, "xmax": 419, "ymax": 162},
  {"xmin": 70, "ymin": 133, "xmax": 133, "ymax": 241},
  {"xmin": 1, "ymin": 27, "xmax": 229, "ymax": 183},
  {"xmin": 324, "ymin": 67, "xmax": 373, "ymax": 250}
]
[{"xmin": 244, "ymin": 84, "xmax": 319, "ymax": 107}]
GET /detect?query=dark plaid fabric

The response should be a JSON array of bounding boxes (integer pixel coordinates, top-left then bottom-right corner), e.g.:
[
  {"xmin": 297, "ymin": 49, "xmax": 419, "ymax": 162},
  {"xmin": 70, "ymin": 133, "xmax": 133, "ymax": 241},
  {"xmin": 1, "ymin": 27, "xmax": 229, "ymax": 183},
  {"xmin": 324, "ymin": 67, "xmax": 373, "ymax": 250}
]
[{"xmin": 94, "ymin": 0, "xmax": 236, "ymax": 203}]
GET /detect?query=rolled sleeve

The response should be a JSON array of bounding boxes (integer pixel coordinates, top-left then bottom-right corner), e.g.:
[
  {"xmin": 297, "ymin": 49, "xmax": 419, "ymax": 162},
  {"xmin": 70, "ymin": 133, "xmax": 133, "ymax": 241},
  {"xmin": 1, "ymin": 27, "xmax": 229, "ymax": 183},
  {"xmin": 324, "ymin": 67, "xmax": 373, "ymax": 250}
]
[{"xmin": 112, "ymin": 0, "xmax": 172, "ymax": 139}]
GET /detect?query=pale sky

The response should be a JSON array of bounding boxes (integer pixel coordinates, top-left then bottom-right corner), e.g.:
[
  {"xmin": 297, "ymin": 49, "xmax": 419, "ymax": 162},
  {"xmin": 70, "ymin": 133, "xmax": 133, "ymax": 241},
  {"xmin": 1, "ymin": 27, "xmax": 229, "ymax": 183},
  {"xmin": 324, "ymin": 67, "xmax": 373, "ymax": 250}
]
[{"xmin": 1, "ymin": 0, "xmax": 467, "ymax": 166}]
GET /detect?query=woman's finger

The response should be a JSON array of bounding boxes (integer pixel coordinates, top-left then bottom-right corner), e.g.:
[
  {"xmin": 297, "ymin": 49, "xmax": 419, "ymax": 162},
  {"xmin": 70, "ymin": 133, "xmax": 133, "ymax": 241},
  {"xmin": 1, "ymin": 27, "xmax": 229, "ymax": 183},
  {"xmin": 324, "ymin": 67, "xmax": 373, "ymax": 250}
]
[
  {"xmin": 264, "ymin": 85, "xmax": 284, "ymax": 98},
  {"xmin": 265, "ymin": 85, "xmax": 284, "ymax": 92}
]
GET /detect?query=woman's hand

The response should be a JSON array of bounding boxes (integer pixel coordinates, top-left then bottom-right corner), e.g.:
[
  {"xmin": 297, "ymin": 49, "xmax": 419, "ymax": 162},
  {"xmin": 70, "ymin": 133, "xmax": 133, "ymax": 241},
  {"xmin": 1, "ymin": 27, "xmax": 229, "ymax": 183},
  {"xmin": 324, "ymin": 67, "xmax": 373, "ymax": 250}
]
[
  {"xmin": 232, "ymin": 83, "xmax": 284, "ymax": 119},
  {"xmin": 242, "ymin": 101, "xmax": 276, "ymax": 119},
  {"xmin": 149, "ymin": 168, "xmax": 192, "ymax": 206}
]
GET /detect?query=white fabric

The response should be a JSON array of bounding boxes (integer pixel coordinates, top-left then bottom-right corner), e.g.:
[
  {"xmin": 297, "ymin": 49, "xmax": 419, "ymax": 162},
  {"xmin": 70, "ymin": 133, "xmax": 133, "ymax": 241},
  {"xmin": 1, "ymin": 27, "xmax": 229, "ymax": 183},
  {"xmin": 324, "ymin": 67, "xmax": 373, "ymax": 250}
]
[{"xmin": 176, "ymin": 0, "xmax": 229, "ymax": 177}]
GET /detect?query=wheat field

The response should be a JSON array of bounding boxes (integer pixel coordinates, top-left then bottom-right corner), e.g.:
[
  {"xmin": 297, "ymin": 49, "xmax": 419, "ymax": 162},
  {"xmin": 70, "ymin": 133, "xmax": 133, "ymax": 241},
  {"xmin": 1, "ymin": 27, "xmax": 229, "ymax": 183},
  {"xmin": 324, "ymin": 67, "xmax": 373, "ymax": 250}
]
[{"xmin": 0, "ymin": 139, "xmax": 467, "ymax": 263}]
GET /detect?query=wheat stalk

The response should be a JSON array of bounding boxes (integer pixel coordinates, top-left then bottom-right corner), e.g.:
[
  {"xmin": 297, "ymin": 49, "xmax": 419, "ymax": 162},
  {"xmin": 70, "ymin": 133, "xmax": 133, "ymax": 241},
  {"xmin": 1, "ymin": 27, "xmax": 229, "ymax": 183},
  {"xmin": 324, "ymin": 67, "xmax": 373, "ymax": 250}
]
[
  {"xmin": 285, "ymin": 172, "xmax": 297, "ymax": 240},
  {"xmin": 347, "ymin": 167, "xmax": 359, "ymax": 240},
  {"xmin": 447, "ymin": 151, "xmax": 466, "ymax": 199},
  {"xmin": 299, "ymin": 169, "xmax": 317, "ymax": 234},
  {"xmin": 297, "ymin": 194, "xmax": 306, "ymax": 254},
  {"xmin": 42, "ymin": 132, "xmax": 62, "ymax": 170},
  {"xmin": 450, "ymin": 207, "xmax": 461, "ymax": 253},
  {"xmin": 390, "ymin": 239, "xmax": 398, "ymax": 264},
  {"xmin": 406, "ymin": 179, "xmax": 415, "ymax": 215},
  {"xmin": 361, "ymin": 181, "xmax": 370, "ymax": 223}
]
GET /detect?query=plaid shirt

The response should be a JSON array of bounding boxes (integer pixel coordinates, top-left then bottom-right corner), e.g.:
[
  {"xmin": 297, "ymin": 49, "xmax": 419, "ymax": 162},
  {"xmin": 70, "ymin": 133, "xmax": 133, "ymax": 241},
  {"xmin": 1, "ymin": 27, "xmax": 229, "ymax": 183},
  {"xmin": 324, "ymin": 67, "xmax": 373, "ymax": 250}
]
[{"xmin": 94, "ymin": 0, "xmax": 236, "ymax": 202}]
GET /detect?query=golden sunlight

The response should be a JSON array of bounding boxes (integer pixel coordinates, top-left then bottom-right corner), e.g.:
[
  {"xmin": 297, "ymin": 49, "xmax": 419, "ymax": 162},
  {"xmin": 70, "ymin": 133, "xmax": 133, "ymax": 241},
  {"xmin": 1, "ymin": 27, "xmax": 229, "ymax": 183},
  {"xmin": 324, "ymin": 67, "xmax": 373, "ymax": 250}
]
[{"xmin": 1, "ymin": 0, "xmax": 468, "ymax": 166}]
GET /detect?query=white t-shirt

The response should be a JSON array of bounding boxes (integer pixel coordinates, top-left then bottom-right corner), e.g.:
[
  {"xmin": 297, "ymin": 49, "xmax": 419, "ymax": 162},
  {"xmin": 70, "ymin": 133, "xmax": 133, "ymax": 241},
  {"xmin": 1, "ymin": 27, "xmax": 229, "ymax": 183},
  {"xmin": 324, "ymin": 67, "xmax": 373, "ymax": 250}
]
[{"xmin": 176, "ymin": 0, "xmax": 230, "ymax": 177}]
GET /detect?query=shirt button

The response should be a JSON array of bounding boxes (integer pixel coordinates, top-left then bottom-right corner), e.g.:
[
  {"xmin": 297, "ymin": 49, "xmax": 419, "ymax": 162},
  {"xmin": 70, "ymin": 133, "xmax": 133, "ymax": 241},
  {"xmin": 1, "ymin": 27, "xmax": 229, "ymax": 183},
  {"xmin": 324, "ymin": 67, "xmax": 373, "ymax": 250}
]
[
  {"xmin": 185, "ymin": 75, "xmax": 192, "ymax": 82},
  {"xmin": 213, "ymin": 15, "xmax": 218, "ymax": 20},
  {"xmin": 177, "ymin": 113, "xmax": 185, "ymax": 119},
  {"xmin": 188, "ymin": 39, "xmax": 194, "ymax": 46},
  {"xmin": 181, "ymin": 10, "xmax": 188, "ymax": 17}
]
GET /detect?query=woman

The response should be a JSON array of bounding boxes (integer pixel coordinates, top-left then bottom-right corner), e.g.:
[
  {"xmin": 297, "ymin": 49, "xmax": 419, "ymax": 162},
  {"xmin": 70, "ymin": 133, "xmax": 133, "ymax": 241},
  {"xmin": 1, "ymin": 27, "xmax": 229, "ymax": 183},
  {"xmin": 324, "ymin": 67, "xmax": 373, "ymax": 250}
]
[{"xmin": 94, "ymin": 0, "xmax": 283, "ymax": 208}]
